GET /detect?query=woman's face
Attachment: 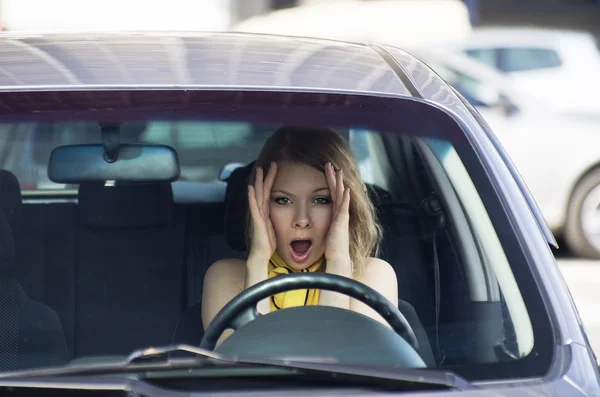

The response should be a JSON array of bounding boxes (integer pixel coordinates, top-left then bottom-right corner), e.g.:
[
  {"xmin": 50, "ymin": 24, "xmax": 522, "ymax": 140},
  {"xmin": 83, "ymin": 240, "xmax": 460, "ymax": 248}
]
[{"xmin": 269, "ymin": 161, "xmax": 333, "ymax": 270}]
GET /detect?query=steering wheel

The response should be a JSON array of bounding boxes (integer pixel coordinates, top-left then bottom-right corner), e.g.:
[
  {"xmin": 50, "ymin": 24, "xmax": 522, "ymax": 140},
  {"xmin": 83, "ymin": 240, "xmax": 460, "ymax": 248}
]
[{"xmin": 200, "ymin": 272, "xmax": 418, "ymax": 351}]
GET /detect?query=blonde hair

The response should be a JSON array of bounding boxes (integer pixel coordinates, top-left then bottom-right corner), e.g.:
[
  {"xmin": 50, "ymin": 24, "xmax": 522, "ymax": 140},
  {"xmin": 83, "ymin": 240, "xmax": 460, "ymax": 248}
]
[{"xmin": 248, "ymin": 125, "xmax": 382, "ymax": 277}]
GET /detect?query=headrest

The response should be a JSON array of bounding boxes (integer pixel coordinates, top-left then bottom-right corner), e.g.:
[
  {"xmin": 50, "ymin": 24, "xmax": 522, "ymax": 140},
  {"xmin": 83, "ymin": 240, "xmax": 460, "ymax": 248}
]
[
  {"xmin": 0, "ymin": 170, "xmax": 22, "ymax": 234},
  {"xmin": 0, "ymin": 210, "xmax": 15, "ymax": 277},
  {"xmin": 224, "ymin": 162, "xmax": 254, "ymax": 252},
  {"xmin": 78, "ymin": 182, "xmax": 174, "ymax": 228}
]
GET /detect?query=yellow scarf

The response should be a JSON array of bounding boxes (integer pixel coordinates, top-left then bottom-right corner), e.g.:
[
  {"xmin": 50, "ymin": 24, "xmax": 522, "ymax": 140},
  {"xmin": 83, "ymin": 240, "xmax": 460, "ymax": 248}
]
[{"xmin": 268, "ymin": 251, "xmax": 324, "ymax": 312}]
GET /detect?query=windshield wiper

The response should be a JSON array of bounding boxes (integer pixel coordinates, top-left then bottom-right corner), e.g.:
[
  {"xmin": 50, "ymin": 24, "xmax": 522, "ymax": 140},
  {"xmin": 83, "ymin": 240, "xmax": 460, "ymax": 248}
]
[
  {"xmin": 0, "ymin": 344, "xmax": 473, "ymax": 391},
  {"xmin": 0, "ymin": 344, "xmax": 224, "ymax": 379}
]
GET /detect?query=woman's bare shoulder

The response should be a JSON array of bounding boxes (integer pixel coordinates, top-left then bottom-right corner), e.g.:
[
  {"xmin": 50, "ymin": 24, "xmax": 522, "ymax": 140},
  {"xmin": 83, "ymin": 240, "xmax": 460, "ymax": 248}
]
[
  {"xmin": 355, "ymin": 257, "xmax": 398, "ymax": 287},
  {"xmin": 202, "ymin": 258, "xmax": 247, "ymax": 332},
  {"xmin": 206, "ymin": 258, "xmax": 247, "ymax": 278},
  {"xmin": 349, "ymin": 257, "xmax": 398, "ymax": 323},
  {"xmin": 363, "ymin": 257, "xmax": 396, "ymax": 276},
  {"xmin": 205, "ymin": 259, "xmax": 247, "ymax": 289}
]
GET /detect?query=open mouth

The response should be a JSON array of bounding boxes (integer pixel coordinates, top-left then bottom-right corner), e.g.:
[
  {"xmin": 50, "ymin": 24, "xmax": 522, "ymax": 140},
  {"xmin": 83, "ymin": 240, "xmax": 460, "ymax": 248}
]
[{"xmin": 289, "ymin": 239, "xmax": 313, "ymax": 264}]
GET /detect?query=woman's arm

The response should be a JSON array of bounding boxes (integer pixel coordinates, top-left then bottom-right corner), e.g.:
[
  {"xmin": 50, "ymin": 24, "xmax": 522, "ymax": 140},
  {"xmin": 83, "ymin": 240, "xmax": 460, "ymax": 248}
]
[
  {"xmin": 201, "ymin": 255, "xmax": 273, "ymax": 331},
  {"xmin": 244, "ymin": 254, "xmax": 271, "ymax": 314},
  {"xmin": 203, "ymin": 257, "xmax": 271, "ymax": 346},
  {"xmin": 318, "ymin": 258, "xmax": 352, "ymax": 309},
  {"xmin": 349, "ymin": 257, "xmax": 398, "ymax": 328},
  {"xmin": 201, "ymin": 259, "xmax": 246, "ymax": 331},
  {"xmin": 320, "ymin": 257, "xmax": 399, "ymax": 329},
  {"xmin": 320, "ymin": 163, "xmax": 353, "ymax": 309}
]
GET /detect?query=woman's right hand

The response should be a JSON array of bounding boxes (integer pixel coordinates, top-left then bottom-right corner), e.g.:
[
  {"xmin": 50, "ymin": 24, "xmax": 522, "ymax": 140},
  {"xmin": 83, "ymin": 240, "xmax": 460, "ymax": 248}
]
[{"xmin": 247, "ymin": 162, "xmax": 278, "ymax": 262}]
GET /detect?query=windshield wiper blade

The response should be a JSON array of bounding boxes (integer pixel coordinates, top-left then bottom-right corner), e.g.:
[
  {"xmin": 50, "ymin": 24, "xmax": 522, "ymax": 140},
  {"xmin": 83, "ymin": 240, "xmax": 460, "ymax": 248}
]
[
  {"xmin": 0, "ymin": 344, "xmax": 224, "ymax": 379},
  {"xmin": 242, "ymin": 356, "xmax": 473, "ymax": 390},
  {"xmin": 0, "ymin": 344, "xmax": 473, "ymax": 390},
  {"xmin": 132, "ymin": 345, "xmax": 473, "ymax": 390},
  {"xmin": 126, "ymin": 343, "xmax": 222, "ymax": 363}
]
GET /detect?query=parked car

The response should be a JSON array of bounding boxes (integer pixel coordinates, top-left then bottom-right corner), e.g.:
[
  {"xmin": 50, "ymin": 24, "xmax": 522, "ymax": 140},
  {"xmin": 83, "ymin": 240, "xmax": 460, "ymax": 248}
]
[
  {"xmin": 448, "ymin": 27, "xmax": 600, "ymax": 114},
  {"xmin": 419, "ymin": 49, "xmax": 600, "ymax": 259},
  {"xmin": 0, "ymin": 31, "xmax": 597, "ymax": 396},
  {"xmin": 231, "ymin": 0, "xmax": 473, "ymax": 49}
]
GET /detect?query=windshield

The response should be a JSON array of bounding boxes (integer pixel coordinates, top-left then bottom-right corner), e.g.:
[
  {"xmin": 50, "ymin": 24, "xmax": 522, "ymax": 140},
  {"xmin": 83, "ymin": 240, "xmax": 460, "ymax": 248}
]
[{"xmin": 0, "ymin": 90, "xmax": 552, "ymax": 382}]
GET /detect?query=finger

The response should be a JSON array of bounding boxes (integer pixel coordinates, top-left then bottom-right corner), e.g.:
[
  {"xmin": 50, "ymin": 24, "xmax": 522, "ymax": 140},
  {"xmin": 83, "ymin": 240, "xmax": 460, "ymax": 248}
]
[
  {"xmin": 263, "ymin": 162, "xmax": 278, "ymax": 206},
  {"xmin": 248, "ymin": 185, "xmax": 260, "ymax": 218},
  {"xmin": 336, "ymin": 168, "xmax": 345, "ymax": 211},
  {"xmin": 325, "ymin": 162, "xmax": 337, "ymax": 203},
  {"xmin": 255, "ymin": 166, "xmax": 264, "ymax": 209},
  {"xmin": 340, "ymin": 187, "xmax": 351, "ymax": 215}
]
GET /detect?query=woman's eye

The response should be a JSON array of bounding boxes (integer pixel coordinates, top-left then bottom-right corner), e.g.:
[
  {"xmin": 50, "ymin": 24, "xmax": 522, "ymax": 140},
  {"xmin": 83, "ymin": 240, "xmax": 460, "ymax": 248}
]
[
  {"xmin": 313, "ymin": 197, "xmax": 331, "ymax": 205},
  {"xmin": 274, "ymin": 197, "xmax": 292, "ymax": 205}
]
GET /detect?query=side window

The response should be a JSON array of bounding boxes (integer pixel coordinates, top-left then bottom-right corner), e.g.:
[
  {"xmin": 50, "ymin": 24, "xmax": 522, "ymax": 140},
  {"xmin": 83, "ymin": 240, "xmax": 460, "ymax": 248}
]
[
  {"xmin": 176, "ymin": 122, "xmax": 253, "ymax": 148},
  {"xmin": 500, "ymin": 48, "xmax": 562, "ymax": 73},
  {"xmin": 465, "ymin": 48, "xmax": 499, "ymax": 69},
  {"xmin": 349, "ymin": 129, "xmax": 375, "ymax": 185},
  {"xmin": 140, "ymin": 121, "xmax": 267, "ymax": 183},
  {"xmin": 174, "ymin": 122, "xmax": 263, "ymax": 183},
  {"xmin": 1, "ymin": 124, "xmax": 35, "ymax": 190},
  {"xmin": 423, "ymin": 137, "xmax": 535, "ymax": 359},
  {"xmin": 138, "ymin": 122, "xmax": 173, "ymax": 144}
]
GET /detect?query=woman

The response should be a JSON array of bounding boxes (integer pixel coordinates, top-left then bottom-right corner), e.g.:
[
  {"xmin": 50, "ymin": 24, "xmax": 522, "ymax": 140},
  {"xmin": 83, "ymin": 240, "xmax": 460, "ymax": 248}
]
[{"xmin": 202, "ymin": 126, "xmax": 398, "ymax": 335}]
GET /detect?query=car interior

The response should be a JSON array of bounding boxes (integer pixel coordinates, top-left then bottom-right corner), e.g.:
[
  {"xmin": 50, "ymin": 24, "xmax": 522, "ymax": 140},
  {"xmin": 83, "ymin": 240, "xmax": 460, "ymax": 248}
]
[{"xmin": 0, "ymin": 116, "xmax": 527, "ymax": 372}]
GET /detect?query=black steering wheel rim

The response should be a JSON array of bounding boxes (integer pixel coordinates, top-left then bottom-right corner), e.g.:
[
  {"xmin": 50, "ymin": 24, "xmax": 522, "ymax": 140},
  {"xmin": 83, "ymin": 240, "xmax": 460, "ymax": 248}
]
[{"xmin": 200, "ymin": 272, "xmax": 418, "ymax": 351}]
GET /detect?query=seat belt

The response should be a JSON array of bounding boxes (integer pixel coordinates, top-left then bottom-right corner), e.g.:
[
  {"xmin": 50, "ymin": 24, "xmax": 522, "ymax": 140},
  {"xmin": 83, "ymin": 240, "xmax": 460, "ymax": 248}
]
[{"xmin": 422, "ymin": 194, "xmax": 446, "ymax": 365}]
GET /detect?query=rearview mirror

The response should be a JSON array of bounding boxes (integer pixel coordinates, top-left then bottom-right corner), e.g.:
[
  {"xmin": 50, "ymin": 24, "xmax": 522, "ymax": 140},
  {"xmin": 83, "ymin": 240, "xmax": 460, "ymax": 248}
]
[{"xmin": 48, "ymin": 144, "xmax": 180, "ymax": 183}]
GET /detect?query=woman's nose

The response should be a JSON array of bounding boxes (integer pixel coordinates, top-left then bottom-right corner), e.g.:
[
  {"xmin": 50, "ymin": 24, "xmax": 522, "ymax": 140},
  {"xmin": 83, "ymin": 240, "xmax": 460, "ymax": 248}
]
[{"xmin": 293, "ymin": 206, "xmax": 311, "ymax": 228}]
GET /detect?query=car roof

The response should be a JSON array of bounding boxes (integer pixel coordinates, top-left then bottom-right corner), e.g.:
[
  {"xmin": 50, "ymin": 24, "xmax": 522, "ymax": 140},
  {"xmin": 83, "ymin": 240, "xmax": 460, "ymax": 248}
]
[
  {"xmin": 0, "ymin": 30, "xmax": 480, "ymax": 99},
  {"xmin": 0, "ymin": 31, "xmax": 416, "ymax": 94},
  {"xmin": 0, "ymin": 30, "xmax": 474, "ymax": 138}
]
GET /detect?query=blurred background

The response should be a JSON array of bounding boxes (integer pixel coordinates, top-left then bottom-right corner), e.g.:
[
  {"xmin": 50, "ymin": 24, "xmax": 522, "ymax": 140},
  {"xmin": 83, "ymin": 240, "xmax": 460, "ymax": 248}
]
[{"xmin": 0, "ymin": 0, "xmax": 599, "ymax": 354}]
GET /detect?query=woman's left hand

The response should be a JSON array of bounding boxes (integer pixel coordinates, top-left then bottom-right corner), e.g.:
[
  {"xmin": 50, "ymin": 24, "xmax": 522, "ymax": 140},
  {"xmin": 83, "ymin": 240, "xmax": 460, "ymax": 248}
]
[{"xmin": 324, "ymin": 163, "xmax": 351, "ymax": 270}]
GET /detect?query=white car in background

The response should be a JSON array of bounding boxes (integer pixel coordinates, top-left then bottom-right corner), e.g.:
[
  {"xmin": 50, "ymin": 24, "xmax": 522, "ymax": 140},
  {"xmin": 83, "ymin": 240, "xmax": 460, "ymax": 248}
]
[
  {"xmin": 421, "ymin": 49, "xmax": 600, "ymax": 259},
  {"xmin": 448, "ymin": 27, "xmax": 600, "ymax": 115},
  {"xmin": 232, "ymin": 0, "xmax": 473, "ymax": 50}
]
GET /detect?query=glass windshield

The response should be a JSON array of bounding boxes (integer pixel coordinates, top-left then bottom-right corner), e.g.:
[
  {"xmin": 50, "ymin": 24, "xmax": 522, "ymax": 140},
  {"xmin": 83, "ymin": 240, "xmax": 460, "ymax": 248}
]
[{"xmin": 0, "ymin": 90, "xmax": 552, "ymax": 381}]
